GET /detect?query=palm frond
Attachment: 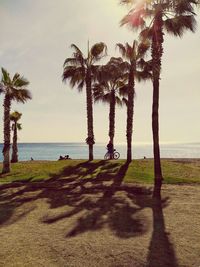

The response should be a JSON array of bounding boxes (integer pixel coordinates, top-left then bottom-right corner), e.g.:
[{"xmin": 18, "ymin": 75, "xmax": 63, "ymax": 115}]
[
  {"xmin": 136, "ymin": 70, "xmax": 152, "ymax": 82},
  {"xmin": 120, "ymin": 7, "xmax": 146, "ymax": 30},
  {"xmin": 77, "ymin": 80, "xmax": 85, "ymax": 92},
  {"xmin": 63, "ymin": 57, "xmax": 83, "ymax": 67},
  {"xmin": 91, "ymin": 65, "xmax": 101, "ymax": 82},
  {"xmin": 122, "ymin": 97, "xmax": 128, "ymax": 106},
  {"xmin": 90, "ymin": 42, "xmax": 107, "ymax": 62},
  {"xmin": 12, "ymin": 73, "xmax": 20, "ymax": 83},
  {"xmin": 119, "ymin": 85, "xmax": 128, "ymax": 96},
  {"xmin": 11, "ymin": 89, "xmax": 32, "ymax": 103},
  {"xmin": 174, "ymin": 0, "xmax": 197, "ymax": 15},
  {"xmin": 139, "ymin": 27, "xmax": 154, "ymax": 41},
  {"xmin": 17, "ymin": 123, "xmax": 22, "ymax": 130},
  {"xmin": 62, "ymin": 66, "xmax": 85, "ymax": 86},
  {"xmin": 69, "ymin": 69, "xmax": 85, "ymax": 88},
  {"xmin": 116, "ymin": 43, "xmax": 126, "ymax": 58},
  {"xmin": 115, "ymin": 96, "xmax": 123, "ymax": 107},
  {"xmin": 10, "ymin": 111, "xmax": 22, "ymax": 122},
  {"xmin": 137, "ymin": 40, "xmax": 150, "ymax": 58},
  {"xmin": 71, "ymin": 44, "xmax": 83, "ymax": 56},
  {"xmin": 1, "ymin": 67, "xmax": 11, "ymax": 85},
  {"xmin": 164, "ymin": 15, "xmax": 197, "ymax": 36},
  {"xmin": 13, "ymin": 76, "xmax": 29, "ymax": 88}
]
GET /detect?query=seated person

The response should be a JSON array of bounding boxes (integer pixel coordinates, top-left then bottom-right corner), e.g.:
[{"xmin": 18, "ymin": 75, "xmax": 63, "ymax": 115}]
[{"xmin": 64, "ymin": 155, "xmax": 71, "ymax": 160}]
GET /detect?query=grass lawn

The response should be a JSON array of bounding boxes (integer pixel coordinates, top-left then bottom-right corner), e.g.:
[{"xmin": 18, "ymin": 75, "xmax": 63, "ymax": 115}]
[{"xmin": 0, "ymin": 158, "xmax": 200, "ymax": 184}]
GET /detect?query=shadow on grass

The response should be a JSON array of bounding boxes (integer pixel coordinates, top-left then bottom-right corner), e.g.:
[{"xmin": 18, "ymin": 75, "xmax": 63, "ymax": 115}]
[{"xmin": 0, "ymin": 160, "xmax": 178, "ymax": 266}]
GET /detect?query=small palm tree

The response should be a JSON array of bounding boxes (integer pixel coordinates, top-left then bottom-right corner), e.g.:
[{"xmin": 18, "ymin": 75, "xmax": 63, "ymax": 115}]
[
  {"xmin": 0, "ymin": 68, "xmax": 31, "ymax": 173},
  {"xmin": 63, "ymin": 42, "xmax": 107, "ymax": 160},
  {"xmin": 120, "ymin": 0, "xmax": 198, "ymax": 198},
  {"xmin": 10, "ymin": 111, "xmax": 22, "ymax": 163},
  {"xmin": 93, "ymin": 57, "xmax": 128, "ymax": 147},
  {"xmin": 117, "ymin": 41, "xmax": 151, "ymax": 163}
]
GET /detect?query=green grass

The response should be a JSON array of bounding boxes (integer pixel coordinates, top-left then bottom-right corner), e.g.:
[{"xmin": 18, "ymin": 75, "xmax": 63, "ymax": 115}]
[
  {"xmin": 124, "ymin": 159, "xmax": 200, "ymax": 184},
  {"xmin": 0, "ymin": 159, "xmax": 200, "ymax": 185},
  {"xmin": 0, "ymin": 160, "xmax": 83, "ymax": 183}
]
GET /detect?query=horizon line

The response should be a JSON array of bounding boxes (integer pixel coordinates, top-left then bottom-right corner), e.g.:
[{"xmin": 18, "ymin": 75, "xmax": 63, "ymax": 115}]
[{"xmin": 0, "ymin": 141, "xmax": 199, "ymax": 145}]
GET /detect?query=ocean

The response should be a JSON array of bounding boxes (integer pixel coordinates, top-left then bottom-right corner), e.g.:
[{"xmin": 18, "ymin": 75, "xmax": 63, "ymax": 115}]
[{"xmin": 0, "ymin": 142, "xmax": 199, "ymax": 161}]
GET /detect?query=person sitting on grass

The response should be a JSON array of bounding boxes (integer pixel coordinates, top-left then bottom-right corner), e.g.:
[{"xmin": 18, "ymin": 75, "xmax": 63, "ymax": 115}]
[{"xmin": 59, "ymin": 155, "xmax": 64, "ymax": 160}]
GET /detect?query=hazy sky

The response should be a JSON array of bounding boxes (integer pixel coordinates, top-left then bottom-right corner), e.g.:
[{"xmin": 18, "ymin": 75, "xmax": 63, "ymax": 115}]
[{"xmin": 0, "ymin": 0, "xmax": 200, "ymax": 144}]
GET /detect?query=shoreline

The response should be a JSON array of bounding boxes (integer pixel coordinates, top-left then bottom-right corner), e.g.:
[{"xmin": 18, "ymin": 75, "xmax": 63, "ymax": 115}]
[{"xmin": 0, "ymin": 158, "xmax": 199, "ymax": 163}]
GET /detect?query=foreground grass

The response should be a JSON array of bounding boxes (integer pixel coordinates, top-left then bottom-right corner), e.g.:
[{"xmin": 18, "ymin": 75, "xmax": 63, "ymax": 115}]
[{"xmin": 0, "ymin": 159, "xmax": 200, "ymax": 184}]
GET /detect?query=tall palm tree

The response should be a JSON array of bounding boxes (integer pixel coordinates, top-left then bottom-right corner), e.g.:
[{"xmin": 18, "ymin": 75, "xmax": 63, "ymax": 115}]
[
  {"xmin": 116, "ymin": 41, "xmax": 151, "ymax": 163},
  {"xmin": 120, "ymin": 0, "xmax": 198, "ymax": 198},
  {"xmin": 0, "ymin": 68, "xmax": 31, "ymax": 173},
  {"xmin": 62, "ymin": 42, "xmax": 107, "ymax": 161},
  {"xmin": 10, "ymin": 111, "xmax": 22, "ymax": 163},
  {"xmin": 93, "ymin": 57, "xmax": 127, "ymax": 147}
]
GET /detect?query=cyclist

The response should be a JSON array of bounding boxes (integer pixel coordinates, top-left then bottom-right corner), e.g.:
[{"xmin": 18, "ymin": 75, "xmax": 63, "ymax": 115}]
[{"xmin": 107, "ymin": 141, "xmax": 114, "ymax": 159}]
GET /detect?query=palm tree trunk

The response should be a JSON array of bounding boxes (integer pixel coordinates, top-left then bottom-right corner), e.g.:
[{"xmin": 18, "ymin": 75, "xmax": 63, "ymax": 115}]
[
  {"xmin": 2, "ymin": 95, "xmax": 11, "ymax": 173},
  {"xmin": 151, "ymin": 14, "xmax": 164, "ymax": 199},
  {"xmin": 11, "ymin": 123, "xmax": 18, "ymax": 163},
  {"xmin": 86, "ymin": 69, "xmax": 94, "ymax": 161},
  {"xmin": 109, "ymin": 90, "xmax": 115, "ymax": 145},
  {"xmin": 126, "ymin": 64, "xmax": 135, "ymax": 163}
]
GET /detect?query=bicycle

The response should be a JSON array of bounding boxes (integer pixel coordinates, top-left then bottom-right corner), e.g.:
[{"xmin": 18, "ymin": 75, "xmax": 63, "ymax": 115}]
[{"xmin": 104, "ymin": 149, "xmax": 120, "ymax": 160}]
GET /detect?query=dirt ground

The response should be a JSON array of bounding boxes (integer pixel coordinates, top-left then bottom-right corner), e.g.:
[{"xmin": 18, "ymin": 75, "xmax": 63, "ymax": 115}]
[{"xmin": 0, "ymin": 176, "xmax": 200, "ymax": 267}]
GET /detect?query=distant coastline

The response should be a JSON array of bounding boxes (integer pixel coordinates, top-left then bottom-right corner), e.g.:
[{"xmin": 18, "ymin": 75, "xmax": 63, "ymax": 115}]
[{"xmin": 0, "ymin": 142, "xmax": 199, "ymax": 161}]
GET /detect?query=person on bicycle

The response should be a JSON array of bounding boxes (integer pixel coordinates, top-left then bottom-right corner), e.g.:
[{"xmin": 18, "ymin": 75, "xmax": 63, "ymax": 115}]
[{"xmin": 107, "ymin": 141, "xmax": 114, "ymax": 159}]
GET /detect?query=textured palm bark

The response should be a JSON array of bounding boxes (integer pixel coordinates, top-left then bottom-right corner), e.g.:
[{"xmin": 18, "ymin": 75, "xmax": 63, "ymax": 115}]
[
  {"xmin": 109, "ymin": 90, "xmax": 116, "ymax": 145},
  {"xmin": 152, "ymin": 13, "xmax": 164, "ymax": 199},
  {"xmin": 2, "ymin": 95, "xmax": 11, "ymax": 173},
  {"xmin": 86, "ymin": 69, "xmax": 94, "ymax": 161},
  {"xmin": 126, "ymin": 64, "xmax": 135, "ymax": 163},
  {"xmin": 11, "ymin": 123, "xmax": 18, "ymax": 163}
]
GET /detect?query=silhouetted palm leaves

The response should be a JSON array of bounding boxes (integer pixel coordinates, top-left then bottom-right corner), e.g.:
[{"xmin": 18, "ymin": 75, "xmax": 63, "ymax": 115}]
[
  {"xmin": 63, "ymin": 42, "xmax": 107, "ymax": 160},
  {"xmin": 0, "ymin": 68, "xmax": 31, "ymax": 173},
  {"xmin": 120, "ymin": 0, "xmax": 198, "ymax": 198},
  {"xmin": 10, "ymin": 111, "xmax": 22, "ymax": 163},
  {"xmin": 117, "ymin": 40, "xmax": 151, "ymax": 162},
  {"xmin": 93, "ymin": 57, "xmax": 128, "ymax": 147}
]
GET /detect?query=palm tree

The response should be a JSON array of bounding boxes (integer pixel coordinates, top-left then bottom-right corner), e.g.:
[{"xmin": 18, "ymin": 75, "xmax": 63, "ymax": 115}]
[
  {"xmin": 117, "ymin": 41, "xmax": 151, "ymax": 163},
  {"xmin": 93, "ymin": 57, "xmax": 127, "ymax": 148},
  {"xmin": 0, "ymin": 68, "xmax": 31, "ymax": 173},
  {"xmin": 62, "ymin": 42, "xmax": 107, "ymax": 161},
  {"xmin": 120, "ymin": 0, "xmax": 198, "ymax": 198},
  {"xmin": 10, "ymin": 111, "xmax": 22, "ymax": 163}
]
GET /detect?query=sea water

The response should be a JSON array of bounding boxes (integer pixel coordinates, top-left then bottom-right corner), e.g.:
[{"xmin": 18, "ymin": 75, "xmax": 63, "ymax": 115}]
[{"xmin": 0, "ymin": 142, "xmax": 199, "ymax": 161}]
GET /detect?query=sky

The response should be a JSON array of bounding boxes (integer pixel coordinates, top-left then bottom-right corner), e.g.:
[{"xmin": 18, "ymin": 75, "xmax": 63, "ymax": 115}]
[{"xmin": 0, "ymin": 0, "xmax": 200, "ymax": 144}]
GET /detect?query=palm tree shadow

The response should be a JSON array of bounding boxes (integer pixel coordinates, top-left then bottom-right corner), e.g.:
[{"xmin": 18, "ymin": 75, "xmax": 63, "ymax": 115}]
[
  {"xmin": 0, "ymin": 160, "xmax": 178, "ymax": 266},
  {"xmin": 65, "ymin": 183, "xmax": 148, "ymax": 239},
  {"xmin": 146, "ymin": 198, "xmax": 178, "ymax": 267},
  {"xmin": 103, "ymin": 160, "xmax": 130, "ymax": 197},
  {"xmin": 41, "ymin": 160, "xmax": 150, "ymax": 238},
  {"xmin": 48, "ymin": 160, "xmax": 120, "ymax": 183},
  {"xmin": 134, "ymin": 198, "xmax": 178, "ymax": 267}
]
